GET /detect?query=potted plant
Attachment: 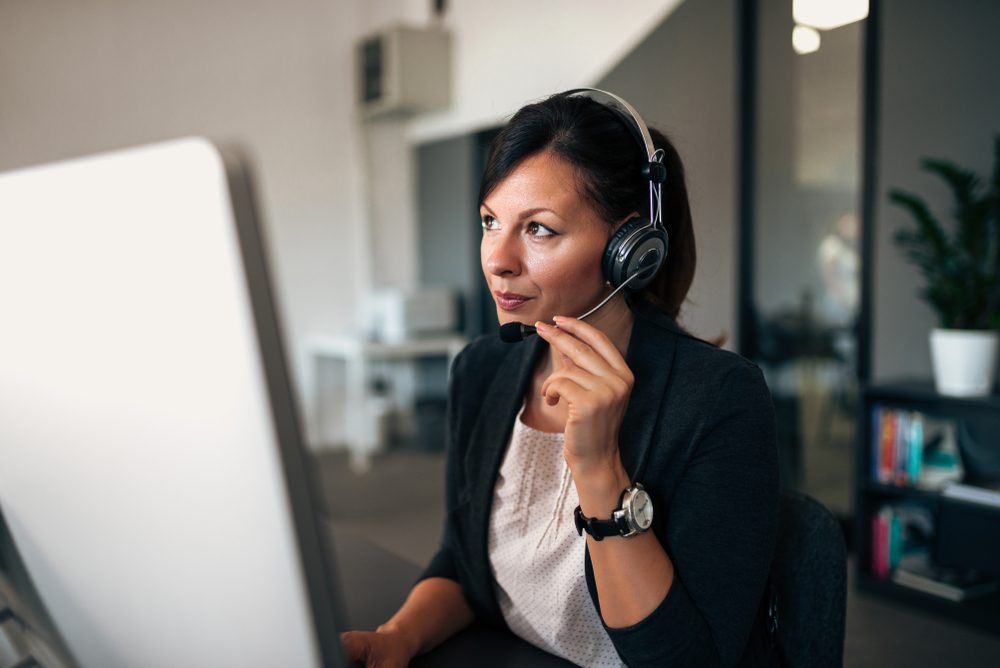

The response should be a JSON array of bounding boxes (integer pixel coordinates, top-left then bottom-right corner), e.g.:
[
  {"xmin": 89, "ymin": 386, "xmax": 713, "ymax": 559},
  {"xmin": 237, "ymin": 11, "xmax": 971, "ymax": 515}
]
[{"xmin": 889, "ymin": 137, "xmax": 1000, "ymax": 397}]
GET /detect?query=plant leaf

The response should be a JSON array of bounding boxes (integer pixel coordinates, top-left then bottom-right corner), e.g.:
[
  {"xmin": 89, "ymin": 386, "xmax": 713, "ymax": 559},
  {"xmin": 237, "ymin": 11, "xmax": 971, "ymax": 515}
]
[
  {"xmin": 921, "ymin": 159, "xmax": 990, "ymax": 275},
  {"xmin": 889, "ymin": 189, "xmax": 951, "ymax": 262},
  {"xmin": 922, "ymin": 158, "xmax": 981, "ymax": 218},
  {"xmin": 890, "ymin": 141, "xmax": 1000, "ymax": 330}
]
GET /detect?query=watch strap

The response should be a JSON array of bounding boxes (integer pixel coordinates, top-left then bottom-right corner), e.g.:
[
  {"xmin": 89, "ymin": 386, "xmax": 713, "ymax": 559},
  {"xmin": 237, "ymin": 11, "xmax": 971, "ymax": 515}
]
[
  {"xmin": 573, "ymin": 505, "xmax": 623, "ymax": 541},
  {"xmin": 573, "ymin": 487, "xmax": 631, "ymax": 541}
]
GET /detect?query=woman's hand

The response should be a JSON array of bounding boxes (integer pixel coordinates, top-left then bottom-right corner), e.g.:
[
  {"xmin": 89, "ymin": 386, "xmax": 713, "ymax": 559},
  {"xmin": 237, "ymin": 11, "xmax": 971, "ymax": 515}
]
[
  {"xmin": 534, "ymin": 316, "xmax": 634, "ymax": 478},
  {"xmin": 341, "ymin": 624, "xmax": 418, "ymax": 668}
]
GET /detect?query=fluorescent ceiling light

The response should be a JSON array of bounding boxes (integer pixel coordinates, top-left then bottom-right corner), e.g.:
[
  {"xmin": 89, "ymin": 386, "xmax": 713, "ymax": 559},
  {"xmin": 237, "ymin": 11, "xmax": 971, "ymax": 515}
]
[
  {"xmin": 792, "ymin": 25, "xmax": 821, "ymax": 55},
  {"xmin": 793, "ymin": 0, "xmax": 869, "ymax": 30}
]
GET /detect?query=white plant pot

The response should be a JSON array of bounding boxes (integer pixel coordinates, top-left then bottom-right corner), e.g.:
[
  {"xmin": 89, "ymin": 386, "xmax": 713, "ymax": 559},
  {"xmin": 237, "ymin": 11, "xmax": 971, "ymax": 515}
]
[{"xmin": 929, "ymin": 328, "xmax": 999, "ymax": 397}]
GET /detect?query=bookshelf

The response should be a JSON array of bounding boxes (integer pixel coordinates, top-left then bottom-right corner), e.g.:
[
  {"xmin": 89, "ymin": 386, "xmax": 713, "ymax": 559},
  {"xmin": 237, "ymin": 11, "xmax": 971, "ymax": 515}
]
[{"xmin": 854, "ymin": 382, "xmax": 1000, "ymax": 635}]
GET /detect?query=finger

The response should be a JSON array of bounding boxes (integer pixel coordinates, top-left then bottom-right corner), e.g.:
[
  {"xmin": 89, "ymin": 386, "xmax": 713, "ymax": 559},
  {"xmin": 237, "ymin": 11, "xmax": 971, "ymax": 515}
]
[
  {"xmin": 340, "ymin": 631, "xmax": 369, "ymax": 661},
  {"xmin": 552, "ymin": 316, "xmax": 633, "ymax": 380},
  {"xmin": 541, "ymin": 376, "xmax": 565, "ymax": 406},
  {"xmin": 541, "ymin": 364, "xmax": 603, "ymax": 395},
  {"xmin": 542, "ymin": 371, "xmax": 624, "ymax": 413},
  {"xmin": 534, "ymin": 321, "xmax": 617, "ymax": 378},
  {"xmin": 541, "ymin": 375, "xmax": 590, "ymax": 407}
]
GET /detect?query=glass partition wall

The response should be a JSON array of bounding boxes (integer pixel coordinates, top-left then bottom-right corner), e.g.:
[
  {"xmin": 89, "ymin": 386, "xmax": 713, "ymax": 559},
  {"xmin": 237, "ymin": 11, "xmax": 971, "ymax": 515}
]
[{"xmin": 741, "ymin": 0, "xmax": 867, "ymax": 523}]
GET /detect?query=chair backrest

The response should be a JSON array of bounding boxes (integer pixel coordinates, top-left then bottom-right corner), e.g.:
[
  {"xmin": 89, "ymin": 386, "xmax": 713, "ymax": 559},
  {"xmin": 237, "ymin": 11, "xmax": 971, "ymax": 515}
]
[{"xmin": 766, "ymin": 490, "xmax": 847, "ymax": 668}]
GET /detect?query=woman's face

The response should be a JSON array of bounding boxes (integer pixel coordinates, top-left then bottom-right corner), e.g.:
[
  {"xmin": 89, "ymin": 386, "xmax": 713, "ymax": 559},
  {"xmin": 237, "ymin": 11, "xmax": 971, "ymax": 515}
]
[{"xmin": 480, "ymin": 151, "xmax": 611, "ymax": 327}]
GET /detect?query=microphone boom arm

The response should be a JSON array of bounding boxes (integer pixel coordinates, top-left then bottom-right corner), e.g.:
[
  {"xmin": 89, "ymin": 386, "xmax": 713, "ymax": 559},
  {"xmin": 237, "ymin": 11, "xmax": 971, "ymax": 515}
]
[{"xmin": 498, "ymin": 272, "xmax": 641, "ymax": 343}]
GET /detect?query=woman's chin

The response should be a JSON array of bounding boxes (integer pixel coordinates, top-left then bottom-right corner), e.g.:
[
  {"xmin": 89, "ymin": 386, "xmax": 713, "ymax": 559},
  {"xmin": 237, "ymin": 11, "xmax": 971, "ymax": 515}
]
[
  {"xmin": 496, "ymin": 308, "xmax": 544, "ymax": 326},
  {"xmin": 497, "ymin": 312, "xmax": 526, "ymax": 326}
]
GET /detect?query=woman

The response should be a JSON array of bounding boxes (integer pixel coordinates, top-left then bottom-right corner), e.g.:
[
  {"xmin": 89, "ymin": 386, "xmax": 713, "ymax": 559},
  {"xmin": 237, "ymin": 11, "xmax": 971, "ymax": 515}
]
[{"xmin": 342, "ymin": 90, "xmax": 780, "ymax": 667}]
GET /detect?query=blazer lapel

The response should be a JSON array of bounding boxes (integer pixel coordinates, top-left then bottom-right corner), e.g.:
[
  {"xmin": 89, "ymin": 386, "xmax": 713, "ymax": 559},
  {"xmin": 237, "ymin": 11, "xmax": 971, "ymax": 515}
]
[
  {"xmin": 464, "ymin": 333, "xmax": 545, "ymax": 620},
  {"xmin": 464, "ymin": 335, "xmax": 544, "ymax": 493},
  {"xmin": 618, "ymin": 301, "xmax": 679, "ymax": 482}
]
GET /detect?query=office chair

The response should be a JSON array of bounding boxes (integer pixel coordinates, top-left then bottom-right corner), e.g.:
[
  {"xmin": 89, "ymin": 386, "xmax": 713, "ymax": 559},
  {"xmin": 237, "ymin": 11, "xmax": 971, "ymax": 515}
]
[{"xmin": 765, "ymin": 489, "xmax": 847, "ymax": 668}]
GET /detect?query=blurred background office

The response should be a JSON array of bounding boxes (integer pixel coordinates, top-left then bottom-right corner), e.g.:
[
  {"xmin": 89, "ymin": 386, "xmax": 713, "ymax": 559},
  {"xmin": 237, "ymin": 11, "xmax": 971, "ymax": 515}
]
[{"xmin": 1, "ymin": 0, "xmax": 999, "ymax": 665}]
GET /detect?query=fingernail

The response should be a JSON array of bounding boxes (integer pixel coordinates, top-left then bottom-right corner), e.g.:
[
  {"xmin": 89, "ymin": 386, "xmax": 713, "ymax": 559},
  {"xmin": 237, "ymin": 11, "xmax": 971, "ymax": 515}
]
[{"xmin": 535, "ymin": 321, "xmax": 549, "ymax": 332}]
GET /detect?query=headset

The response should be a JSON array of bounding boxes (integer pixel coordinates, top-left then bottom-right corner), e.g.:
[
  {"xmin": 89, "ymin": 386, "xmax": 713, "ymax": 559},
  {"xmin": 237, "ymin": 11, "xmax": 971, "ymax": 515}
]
[
  {"xmin": 563, "ymin": 88, "xmax": 669, "ymax": 295},
  {"xmin": 499, "ymin": 88, "xmax": 670, "ymax": 342}
]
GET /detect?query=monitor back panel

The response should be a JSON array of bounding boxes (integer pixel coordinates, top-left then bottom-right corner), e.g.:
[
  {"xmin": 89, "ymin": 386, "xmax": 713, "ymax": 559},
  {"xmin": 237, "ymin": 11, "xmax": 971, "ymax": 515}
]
[{"xmin": 0, "ymin": 139, "xmax": 324, "ymax": 667}]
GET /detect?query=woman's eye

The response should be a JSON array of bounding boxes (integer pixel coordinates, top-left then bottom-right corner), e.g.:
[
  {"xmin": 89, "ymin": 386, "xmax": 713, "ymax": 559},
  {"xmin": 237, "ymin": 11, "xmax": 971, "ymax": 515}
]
[
  {"xmin": 481, "ymin": 215, "xmax": 498, "ymax": 231},
  {"xmin": 526, "ymin": 221, "xmax": 555, "ymax": 237}
]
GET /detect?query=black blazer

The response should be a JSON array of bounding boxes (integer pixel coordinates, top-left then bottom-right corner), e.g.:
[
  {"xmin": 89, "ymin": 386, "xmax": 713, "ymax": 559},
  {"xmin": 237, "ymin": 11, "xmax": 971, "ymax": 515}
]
[{"xmin": 421, "ymin": 299, "xmax": 780, "ymax": 667}]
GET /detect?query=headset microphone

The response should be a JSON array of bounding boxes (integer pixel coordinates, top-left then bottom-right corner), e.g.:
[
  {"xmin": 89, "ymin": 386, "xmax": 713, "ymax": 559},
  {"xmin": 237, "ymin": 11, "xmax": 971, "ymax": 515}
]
[{"xmin": 499, "ymin": 321, "xmax": 536, "ymax": 343}]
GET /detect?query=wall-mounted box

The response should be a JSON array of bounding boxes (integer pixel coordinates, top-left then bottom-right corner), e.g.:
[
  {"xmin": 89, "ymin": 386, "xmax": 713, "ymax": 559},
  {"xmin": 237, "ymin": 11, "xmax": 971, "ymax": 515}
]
[{"xmin": 357, "ymin": 25, "xmax": 451, "ymax": 120}]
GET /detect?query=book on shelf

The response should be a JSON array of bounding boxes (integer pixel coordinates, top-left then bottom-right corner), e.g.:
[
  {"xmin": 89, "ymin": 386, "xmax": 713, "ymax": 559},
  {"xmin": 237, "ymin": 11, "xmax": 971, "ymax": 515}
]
[
  {"xmin": 870, "ymin": 405, "xmax": 963, "ymax": 490},
  {"xmin": 870, "ymin": 502, "xmax": 933, "ymax": 579},
  {"xmin": 891, "ymin": 553, "xmax": 1000, "ymax": 602}
]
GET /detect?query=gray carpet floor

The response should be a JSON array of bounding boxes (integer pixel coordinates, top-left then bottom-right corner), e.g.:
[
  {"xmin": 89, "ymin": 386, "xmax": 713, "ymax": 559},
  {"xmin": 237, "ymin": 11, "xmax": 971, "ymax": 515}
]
[{"xmin": 315, "ymin": 448, "xmax": 1000, "ymax": 667}]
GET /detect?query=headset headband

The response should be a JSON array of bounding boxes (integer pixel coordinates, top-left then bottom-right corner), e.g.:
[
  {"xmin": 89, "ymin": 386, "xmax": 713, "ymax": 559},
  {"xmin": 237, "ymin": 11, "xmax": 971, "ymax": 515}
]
[
  {"xmin": 562, "ymin": 87, "xmax": 667, "ymax": 230},
  {"xmin": 564, "ymin": 88, "xmax": 658, "ymax": 164}
]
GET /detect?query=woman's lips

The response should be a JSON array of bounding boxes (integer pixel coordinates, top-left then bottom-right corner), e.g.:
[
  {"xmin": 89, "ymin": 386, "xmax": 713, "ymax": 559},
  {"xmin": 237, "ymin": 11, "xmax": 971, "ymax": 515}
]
[{"xmin": 494, "ymin": 291, "xmax": 532, "ymax": 311}]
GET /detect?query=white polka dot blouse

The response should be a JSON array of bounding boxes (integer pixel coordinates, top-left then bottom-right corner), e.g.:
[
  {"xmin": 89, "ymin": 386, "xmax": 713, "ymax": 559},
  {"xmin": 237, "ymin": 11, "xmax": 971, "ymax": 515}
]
[{"xmin": 487, "ymin": 406, "xmax": 627, "ymax": 667}]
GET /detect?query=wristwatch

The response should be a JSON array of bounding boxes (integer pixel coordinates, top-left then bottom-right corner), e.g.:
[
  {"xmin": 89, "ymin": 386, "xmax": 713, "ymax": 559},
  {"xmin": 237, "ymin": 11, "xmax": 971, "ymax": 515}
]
[{"xmin": 574, "ymin": 483, "xmax": 654, "ymax": 540}]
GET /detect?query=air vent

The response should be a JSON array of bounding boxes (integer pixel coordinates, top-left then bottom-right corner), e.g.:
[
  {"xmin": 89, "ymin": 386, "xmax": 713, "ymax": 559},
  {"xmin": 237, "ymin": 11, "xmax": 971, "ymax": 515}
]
[{"xmin": 357, "ymin": 25, "xmax": 451, "ymax": 120}]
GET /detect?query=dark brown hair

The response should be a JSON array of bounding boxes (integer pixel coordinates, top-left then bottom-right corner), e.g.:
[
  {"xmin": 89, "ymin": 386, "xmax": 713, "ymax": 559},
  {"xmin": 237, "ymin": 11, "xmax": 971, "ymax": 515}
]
[{"xmin": 478, "ymin": 92, "xmax": 696, "ymax": 321}]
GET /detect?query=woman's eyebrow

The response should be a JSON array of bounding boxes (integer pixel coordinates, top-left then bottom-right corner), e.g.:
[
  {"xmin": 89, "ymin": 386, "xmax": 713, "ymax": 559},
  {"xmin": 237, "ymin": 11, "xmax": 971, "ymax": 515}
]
[{"xmin": 480, "ymin": 203, "xmax": 565, "ymax": 222}]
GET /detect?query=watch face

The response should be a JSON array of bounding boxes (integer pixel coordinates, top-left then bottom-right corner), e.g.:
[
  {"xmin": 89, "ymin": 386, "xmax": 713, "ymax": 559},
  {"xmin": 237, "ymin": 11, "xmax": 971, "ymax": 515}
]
[{"xmin": 632, "ymin": 489, "xmax": 653, "ymax": 530}]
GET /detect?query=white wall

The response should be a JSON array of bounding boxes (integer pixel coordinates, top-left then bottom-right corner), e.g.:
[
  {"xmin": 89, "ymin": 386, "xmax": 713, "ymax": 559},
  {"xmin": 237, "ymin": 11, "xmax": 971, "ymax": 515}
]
[{"xmin": 0, "ymin": 0, "xmax": 683, "ymax": 447}]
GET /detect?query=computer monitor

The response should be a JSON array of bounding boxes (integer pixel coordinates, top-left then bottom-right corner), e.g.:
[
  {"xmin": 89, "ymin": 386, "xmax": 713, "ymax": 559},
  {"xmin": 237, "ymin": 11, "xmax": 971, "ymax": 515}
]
[{"xmin": 0, "ymin": 139, "xmax": 348, "ymax": 667}]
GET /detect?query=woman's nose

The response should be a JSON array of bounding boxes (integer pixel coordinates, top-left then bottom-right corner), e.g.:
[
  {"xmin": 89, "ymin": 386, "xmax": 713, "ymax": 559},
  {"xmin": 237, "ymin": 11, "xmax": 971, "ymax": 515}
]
[{"xmin": 485, "ymin": 231, "xmax": 521, "ymax": 276}]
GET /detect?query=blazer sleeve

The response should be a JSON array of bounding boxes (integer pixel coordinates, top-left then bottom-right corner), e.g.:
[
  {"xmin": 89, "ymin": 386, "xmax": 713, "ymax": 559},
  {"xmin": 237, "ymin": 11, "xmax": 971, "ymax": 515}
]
[
  {"xmin": 417, "ymin": 346, "xmax": 469, "ymax": 583},
  {"xmin": 601, "ymin": 359, "xmax": 780, "ymax": 667}
]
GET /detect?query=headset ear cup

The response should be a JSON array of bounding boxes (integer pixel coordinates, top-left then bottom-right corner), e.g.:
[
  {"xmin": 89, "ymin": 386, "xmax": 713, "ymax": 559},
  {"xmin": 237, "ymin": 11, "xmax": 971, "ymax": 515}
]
[
  {"xmin": 602, "ymin": 217, "xmax": 645, "ymax": 287},
  {"xmin": 602, "ymin": 217, "xmax": 668, "ymax": 290}
]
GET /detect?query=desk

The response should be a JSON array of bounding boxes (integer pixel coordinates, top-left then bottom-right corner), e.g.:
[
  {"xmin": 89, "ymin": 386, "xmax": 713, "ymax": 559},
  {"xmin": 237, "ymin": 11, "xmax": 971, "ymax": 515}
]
[
  {"xmin": 310, "ymin": 336, "xmax": 466, "ymax": 472},
  {"xmin": 327, "ymin": 523, "xmax": 573, "ymax": 667}
]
